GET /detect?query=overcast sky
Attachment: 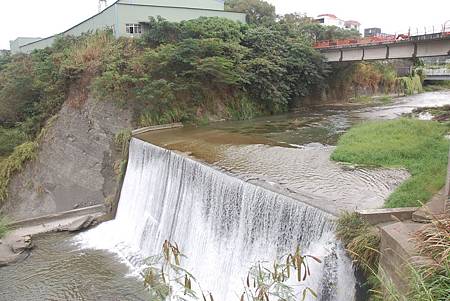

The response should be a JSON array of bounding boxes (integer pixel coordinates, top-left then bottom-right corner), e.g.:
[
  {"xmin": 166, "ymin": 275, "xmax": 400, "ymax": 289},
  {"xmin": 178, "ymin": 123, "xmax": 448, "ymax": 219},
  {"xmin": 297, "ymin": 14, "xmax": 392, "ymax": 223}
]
[{"xmin": 1, "ymin": 0, "xmax": 449, "ymax": 50}]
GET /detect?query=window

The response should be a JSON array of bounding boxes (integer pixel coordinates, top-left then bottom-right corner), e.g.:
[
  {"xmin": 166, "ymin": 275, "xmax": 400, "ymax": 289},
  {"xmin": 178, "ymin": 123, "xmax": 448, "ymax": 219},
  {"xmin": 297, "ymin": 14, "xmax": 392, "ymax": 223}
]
[{"xmin": 126, "ymin": 24, "xmax": 142, "ymax": 34}]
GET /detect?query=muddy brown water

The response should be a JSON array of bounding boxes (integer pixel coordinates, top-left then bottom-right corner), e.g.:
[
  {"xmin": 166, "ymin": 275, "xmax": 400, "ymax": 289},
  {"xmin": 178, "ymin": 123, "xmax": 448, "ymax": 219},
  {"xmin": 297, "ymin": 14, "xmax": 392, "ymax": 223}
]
[
  {"xmin": 137, "ymin": 91, "xmax": 450, "ymax": 215},
  {"xmin": 1, "ymin": 91, "xmax": 450, "ymax": 300}
]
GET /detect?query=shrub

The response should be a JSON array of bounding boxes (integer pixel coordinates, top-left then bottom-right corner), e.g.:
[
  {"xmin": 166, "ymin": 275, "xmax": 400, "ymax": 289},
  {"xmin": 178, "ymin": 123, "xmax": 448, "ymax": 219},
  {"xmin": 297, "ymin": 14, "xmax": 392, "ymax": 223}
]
[
  {"xmin": 0, "ymin": 127, "xmax": 27, "ymax": 156},
  {"xmin": 0, "ymin": 142, "xmax": 38, "ymax": 203},
  {"xmin": 397, "ymin": 75, "xmax": 423, "ymax": 95},
  {"xmin": 336, "ymin": 212, "xmax": 381, "ymax": 275},
  {"xmin": 114, "ymin": 129, "xmax": 132, "ymax": 158}
]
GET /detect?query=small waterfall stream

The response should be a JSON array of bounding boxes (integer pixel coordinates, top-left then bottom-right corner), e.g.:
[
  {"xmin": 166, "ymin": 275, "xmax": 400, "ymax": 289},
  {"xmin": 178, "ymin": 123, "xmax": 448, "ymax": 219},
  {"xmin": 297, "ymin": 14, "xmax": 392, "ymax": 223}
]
[{"xmin": 77, "ymin": 138, "xmax": 356, "ymax": 300}]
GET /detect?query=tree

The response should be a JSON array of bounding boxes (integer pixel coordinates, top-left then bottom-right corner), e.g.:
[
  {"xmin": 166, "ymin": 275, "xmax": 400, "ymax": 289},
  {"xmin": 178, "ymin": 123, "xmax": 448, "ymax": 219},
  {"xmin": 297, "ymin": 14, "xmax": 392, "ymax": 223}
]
[{"xmin": 225, "ymin": 0, "xmax": 276, "ymax": 25}]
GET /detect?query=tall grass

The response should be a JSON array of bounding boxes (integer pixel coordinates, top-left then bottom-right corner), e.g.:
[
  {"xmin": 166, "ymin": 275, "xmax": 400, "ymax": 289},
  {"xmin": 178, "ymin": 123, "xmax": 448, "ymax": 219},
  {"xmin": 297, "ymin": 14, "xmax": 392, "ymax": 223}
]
[
  {"xmin": 138, "ymin": 108, "xmax": 187, "ymax": 127},
  {"xmin": 397, "ymin": 75, "xmax": 423, "ymax": 95},
  {"xmin": 331, "ymin": 118, "xmax": 449, "ymax": 207},
  {"xmin": 0, "ymin": 127, "xmax": 27, "ymax": 156},
  {"xmin": 0, "ymin": 215, "xmax": 8, "ymax": 238},
  {"xmin": 0, "ymin": 142, "xmax": 38, "ymax": 204},
  {"xmin": 336, "ymin": 212, "xmax": 381, "ymax": 275}
]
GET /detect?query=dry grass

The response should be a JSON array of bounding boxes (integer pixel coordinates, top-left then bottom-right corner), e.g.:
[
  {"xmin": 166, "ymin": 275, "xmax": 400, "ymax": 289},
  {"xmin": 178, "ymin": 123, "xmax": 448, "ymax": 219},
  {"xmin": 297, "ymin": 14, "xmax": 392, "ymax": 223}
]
[
  {"xmin": 336, "ymin": 212, "xmax": 381, "ymax": 275},
  {"xmin": 415, "ymin": 214, "xmax": 450, "ymax": 266}
]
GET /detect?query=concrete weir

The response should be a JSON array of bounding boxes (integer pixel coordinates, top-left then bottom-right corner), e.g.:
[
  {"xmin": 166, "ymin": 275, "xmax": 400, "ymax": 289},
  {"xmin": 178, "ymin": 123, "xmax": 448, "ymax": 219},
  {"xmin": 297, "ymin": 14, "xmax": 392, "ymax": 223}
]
[{"xmin": 1, "ymin": 205, "xmax": 106, "ymax": 266}]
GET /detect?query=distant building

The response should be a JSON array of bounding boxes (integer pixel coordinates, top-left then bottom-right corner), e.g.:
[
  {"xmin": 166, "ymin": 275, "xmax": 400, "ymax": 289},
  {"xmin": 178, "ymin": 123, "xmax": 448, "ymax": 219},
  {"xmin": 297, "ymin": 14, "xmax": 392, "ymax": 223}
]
[
  {"xmin": 364, "ymin": 27, "xmax": 392, "ymax": 38},
  {"xmin": 9, "ymin": 37, "xmax": 42, "ymax": 54},
  {"xmin": 315, "ymin": 14, "xmax": 360, "ymax": 31},
  {"xmin": 10, "ymin": 0, "xmax": 246, "ymax": 54},
  {"xmin": 315, "ymin": 14, "xmax": 345, "ymax": 28},
  {"xmin": 344, "ymin": 20, "xmax": 361, "ymax": 31},
  {"xmin": 364, "ymin": 27, "xmax": 381, "ymax": 37}
]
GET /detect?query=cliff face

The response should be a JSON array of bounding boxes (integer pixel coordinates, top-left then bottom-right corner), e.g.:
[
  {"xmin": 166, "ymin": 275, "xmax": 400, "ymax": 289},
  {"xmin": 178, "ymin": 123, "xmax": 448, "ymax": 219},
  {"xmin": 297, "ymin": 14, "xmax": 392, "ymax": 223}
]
[{"xmin": 1, "ymin": 97, "xmax": 132, "ymax": 220}]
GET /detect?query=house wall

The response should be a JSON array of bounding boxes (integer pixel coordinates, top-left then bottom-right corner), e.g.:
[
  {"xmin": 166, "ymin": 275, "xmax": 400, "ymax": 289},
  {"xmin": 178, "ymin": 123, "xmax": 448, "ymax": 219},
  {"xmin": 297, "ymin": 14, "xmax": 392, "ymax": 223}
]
[
  {"xmin": 10, "ymin": 37, "xmax": 42, "ymax": 54},
  {"xmin": 117, "ymin": 0, "xmax": 224, "ymax": 10},
  {"xmin": 17, "ymin": 1, "xmax": 245, "ymax": 53},
  {"xmin": 19, "ymin": 5, "xmax": 116, "ymax": 54},
  {"xmin": 115, "ymin": 3, "xmax": 245, "ymax": 37}
]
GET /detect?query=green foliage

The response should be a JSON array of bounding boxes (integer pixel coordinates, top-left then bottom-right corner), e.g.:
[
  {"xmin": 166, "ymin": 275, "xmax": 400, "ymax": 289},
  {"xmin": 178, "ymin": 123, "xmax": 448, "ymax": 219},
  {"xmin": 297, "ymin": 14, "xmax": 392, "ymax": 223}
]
[
  {"xmin": 225, "ymin": 0, "xmax": 276, "ymax": 25},
  {"xmin": 0, "ymin": 215, "xmax": 8, "ymax": 238},
  {"xmin": 0, "ymin": 141, "xmax": 38, "ymax": 203},
  {"xmin": 92, "ymin": 17, "xmax": 329, "ymax": 120},
  {"xmin": 144, "ymin": 240, "xmax": 319, "ymax": 301},
  {"xmin": 336, "ymin": 212, "xmax": 381, "ymax": 276},
  {"xmin": 370, "ymin": 214, "xmax": 450, "ymax": 301},
  {"xmin": 326, "ymin": 62, "xmax": 399, "ymax": 100},
  {"xmin": 227, "ymin": 95, "xmax": 259, "ymax": 120},
  {"xmin": 398, "ymin": 75, "xmax": 423, "ymax": 95},
  {"xmin": 0, "ymin": 50, "xmax": 12, "ymax": 72},
  {"xmin": 332, "ymin": 119, "xmax": 449, "ymax": 207},
  {"xmin": 138, "ymin": 108, "xmax": 187, "ymax": 127},
  {"xmin": 114, "ymin": 129, "xmax": 132, "ymax": 157},
  {"xmin": 0, "ymin": 127, "xmax": 27, "ymax": 156},
  {"xmin": 423, "ymin": 81, "xmax": 450, "ymax": 92}
]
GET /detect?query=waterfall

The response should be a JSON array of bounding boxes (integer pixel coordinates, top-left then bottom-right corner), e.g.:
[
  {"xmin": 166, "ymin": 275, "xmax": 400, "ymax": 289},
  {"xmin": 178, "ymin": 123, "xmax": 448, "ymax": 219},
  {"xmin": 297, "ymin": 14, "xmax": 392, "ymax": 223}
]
[{"xmin": 76, "ymin": 138, "xmax": 356, "ymax": 300}]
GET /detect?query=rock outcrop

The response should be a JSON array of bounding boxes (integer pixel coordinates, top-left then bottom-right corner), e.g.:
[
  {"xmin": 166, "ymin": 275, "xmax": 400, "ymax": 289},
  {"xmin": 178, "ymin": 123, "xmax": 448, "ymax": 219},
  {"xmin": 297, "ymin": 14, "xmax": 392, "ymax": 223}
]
[
  {"xmin": 1, "ymin": 96, "xmax": 132, "ymax": 220},
  {"xmin": 0, "ymin": 235, "xmax": 33, "ymax": 266}
]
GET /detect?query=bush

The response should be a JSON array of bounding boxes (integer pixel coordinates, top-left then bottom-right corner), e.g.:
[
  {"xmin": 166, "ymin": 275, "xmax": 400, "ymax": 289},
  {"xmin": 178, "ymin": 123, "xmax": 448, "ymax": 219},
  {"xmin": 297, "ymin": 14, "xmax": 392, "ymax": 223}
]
[
  {"xmin": 0, "ymin": 142, "xmax": 38, "ymax": 203},
  {"xmin": 397, "ymin": 75, "xmax": 423, "ymax": 95},
  {"xmin": 332, "ymin": 119, "xmax": 449, "ymax": 207},
  {"xmin": 336, "ymin": 212, "xmax": 380, "ymax": 275},
  {"xmin": 114, "ymin": 129, "xmax": 132, "ymax": 157},
  {"xmin": 0, "ymin": 127, "xmax": 27, "ymax": 156}
]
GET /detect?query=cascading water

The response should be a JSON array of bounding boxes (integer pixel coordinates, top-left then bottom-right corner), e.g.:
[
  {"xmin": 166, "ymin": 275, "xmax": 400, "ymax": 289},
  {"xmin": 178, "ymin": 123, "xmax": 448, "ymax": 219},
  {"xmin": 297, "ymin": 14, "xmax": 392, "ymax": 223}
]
[{"xmin": 76, "ymin": 138, "xmax": 356, "ymax": 300}]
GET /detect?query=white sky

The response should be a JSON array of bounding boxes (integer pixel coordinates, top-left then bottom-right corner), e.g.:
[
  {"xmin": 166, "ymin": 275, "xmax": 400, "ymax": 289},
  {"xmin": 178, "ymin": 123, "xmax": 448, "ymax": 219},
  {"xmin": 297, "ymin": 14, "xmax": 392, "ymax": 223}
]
[{"xmin": 0, "ymin": 0, "xmax": 449, "ymax": 50}]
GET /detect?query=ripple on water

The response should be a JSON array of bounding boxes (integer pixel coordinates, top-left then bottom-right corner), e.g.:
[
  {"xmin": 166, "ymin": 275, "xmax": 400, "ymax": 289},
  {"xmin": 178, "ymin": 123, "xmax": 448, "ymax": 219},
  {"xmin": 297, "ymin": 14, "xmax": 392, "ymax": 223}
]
[
  {"xmin": 0, "ymin": 232, "xmax": 148, "ymax": 301},
  {"xmin": 214, "ymin": 144, "xmax": 410, "ymax": 215}
]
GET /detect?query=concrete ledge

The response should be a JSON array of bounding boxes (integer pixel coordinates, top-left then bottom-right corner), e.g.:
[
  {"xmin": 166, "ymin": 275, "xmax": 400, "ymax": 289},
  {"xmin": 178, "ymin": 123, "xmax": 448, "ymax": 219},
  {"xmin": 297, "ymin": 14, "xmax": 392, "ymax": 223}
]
[
  {"xmin": 132, "ymin": 123, "xmax": 183, "ymax": 136},
  {"xmin": 379, "ymin": 221, "xmax": 429, "ymax": 295},
  {"xmin": 7, "ymin": 204, "xmax": 105, "ymax": 228},
  {"xmin": 357, "ymin": 207, "xmax": 418, "ymax": 225},
  {"xmin": 412, "ymin": 189, "xmax": 448, "ymax": 222}
]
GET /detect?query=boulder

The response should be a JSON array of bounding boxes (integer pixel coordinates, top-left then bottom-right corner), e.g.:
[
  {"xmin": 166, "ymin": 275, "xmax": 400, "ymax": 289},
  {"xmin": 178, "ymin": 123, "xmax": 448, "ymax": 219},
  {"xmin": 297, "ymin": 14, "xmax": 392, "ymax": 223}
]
[
  {"xmin": 59, "ymin": 215, "xmax": 96, "ymax": 232},
  {"xmin": 0, "ymin": 235, "xmax": 33, "ymax": 266}
]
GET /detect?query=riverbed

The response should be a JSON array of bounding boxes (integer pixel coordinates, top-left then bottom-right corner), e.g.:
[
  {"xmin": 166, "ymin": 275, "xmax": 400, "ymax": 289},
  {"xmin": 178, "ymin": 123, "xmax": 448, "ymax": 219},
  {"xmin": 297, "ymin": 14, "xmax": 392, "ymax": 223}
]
[
  {"xmin": 137, "ymin": 91, "xmax": 450, "ymax": 214},
  {"xmin": 1, "ymin": 91, "xmax": 450, "ymax": 300}
]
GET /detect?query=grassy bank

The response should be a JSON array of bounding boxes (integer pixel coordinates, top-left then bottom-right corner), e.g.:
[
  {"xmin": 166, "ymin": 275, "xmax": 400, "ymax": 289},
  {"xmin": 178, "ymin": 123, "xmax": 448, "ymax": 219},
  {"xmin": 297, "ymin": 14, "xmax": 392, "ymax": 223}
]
[
  {"xmin": 337, "ymin": 212, "xmax": 450, "ymax": 301},
  {"xmin": 423, "ymin": 81, "xmax": 450, "ymax": 92},
  {"xmin": 331, "ymin": 118, "xmax": 449, "ymax": 207}
]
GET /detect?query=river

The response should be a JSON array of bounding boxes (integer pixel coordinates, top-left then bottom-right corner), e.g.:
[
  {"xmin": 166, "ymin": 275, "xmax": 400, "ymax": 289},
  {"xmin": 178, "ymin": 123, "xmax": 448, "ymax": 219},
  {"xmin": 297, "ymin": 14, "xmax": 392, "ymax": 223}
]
[{"xmin": 1, "ymin": 91, "xmax": 449, "ymax": 301}]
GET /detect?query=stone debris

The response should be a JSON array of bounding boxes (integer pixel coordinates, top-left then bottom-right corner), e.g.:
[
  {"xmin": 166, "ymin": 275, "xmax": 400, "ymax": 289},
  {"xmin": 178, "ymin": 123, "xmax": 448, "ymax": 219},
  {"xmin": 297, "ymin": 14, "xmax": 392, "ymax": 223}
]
[
  {"xmin": 58, "ymin": 215, "xmax": 97, "ymax": 232},
  {"xmin": 0, "ymin": 234, "xmax": 33, "ymax": 266}
]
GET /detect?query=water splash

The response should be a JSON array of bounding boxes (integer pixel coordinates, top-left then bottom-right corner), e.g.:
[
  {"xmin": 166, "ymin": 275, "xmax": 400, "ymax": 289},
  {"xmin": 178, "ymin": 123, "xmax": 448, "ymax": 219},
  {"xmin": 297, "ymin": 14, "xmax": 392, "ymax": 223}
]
[{"xmin": 76, "ymin": 138, "xmax": 356, "ymax": 300}]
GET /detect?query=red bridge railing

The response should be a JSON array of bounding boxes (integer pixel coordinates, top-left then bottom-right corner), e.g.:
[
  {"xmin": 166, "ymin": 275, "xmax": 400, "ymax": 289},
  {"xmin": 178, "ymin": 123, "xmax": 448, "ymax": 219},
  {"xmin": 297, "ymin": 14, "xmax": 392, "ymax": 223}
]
[{"xmin": 315, "ymin": 23, "xmax": 450, "ymax": 49}]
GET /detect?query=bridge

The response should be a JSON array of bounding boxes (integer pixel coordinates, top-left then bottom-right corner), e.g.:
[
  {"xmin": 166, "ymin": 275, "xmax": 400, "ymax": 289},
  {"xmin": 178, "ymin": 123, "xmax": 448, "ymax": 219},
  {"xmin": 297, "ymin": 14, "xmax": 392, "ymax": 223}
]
[
  {"xmin": 424, "ymin": 68, "xmax": 450, "ymax": 81},
  {"xmin": 316, "ymin": 31, "xmax": 450, "ymax": 62}
]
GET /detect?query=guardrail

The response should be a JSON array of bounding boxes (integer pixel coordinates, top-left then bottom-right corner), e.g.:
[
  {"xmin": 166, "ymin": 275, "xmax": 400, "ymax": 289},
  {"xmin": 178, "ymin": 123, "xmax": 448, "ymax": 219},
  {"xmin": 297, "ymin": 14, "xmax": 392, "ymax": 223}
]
[
  {"xmin": 424, "ymin": 68, "xmax": 450, "ymax": 76},
  {"xmin": 315, "ymin": 22, "xmax": 450, "ymax": 49}
]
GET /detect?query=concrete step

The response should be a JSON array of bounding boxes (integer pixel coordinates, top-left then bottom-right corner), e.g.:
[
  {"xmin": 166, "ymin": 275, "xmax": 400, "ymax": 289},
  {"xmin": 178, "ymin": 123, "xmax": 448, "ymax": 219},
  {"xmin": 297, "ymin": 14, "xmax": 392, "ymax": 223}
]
[
  {"xmin": 412, "ymin": 189, "xmax": 448, "ymax": 222},
  {"xmin": 379, "ymin": 220, "xmax": 436, "ymax": 295}
]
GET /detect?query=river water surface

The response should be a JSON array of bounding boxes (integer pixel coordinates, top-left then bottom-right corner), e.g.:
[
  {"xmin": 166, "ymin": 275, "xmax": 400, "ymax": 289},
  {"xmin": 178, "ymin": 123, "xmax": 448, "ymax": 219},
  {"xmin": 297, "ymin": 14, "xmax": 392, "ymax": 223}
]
[{"xmin": 1, "ymin": 91, "xmax": 449, "ymax": 301}]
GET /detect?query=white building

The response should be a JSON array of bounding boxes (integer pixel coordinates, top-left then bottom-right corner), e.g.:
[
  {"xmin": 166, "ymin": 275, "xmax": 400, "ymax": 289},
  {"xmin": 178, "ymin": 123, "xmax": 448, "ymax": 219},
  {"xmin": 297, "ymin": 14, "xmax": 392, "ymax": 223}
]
[
  {"xmin": 315, "ymin": 14, "xmax": 361, "ymax": 31},
  {"xmin": 10, "ymin": 0, "xmax": 246, "ymax": 54},
  {"xmin": 316, "ymin": 14, "xmax": 345, "ymax": 28}
]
